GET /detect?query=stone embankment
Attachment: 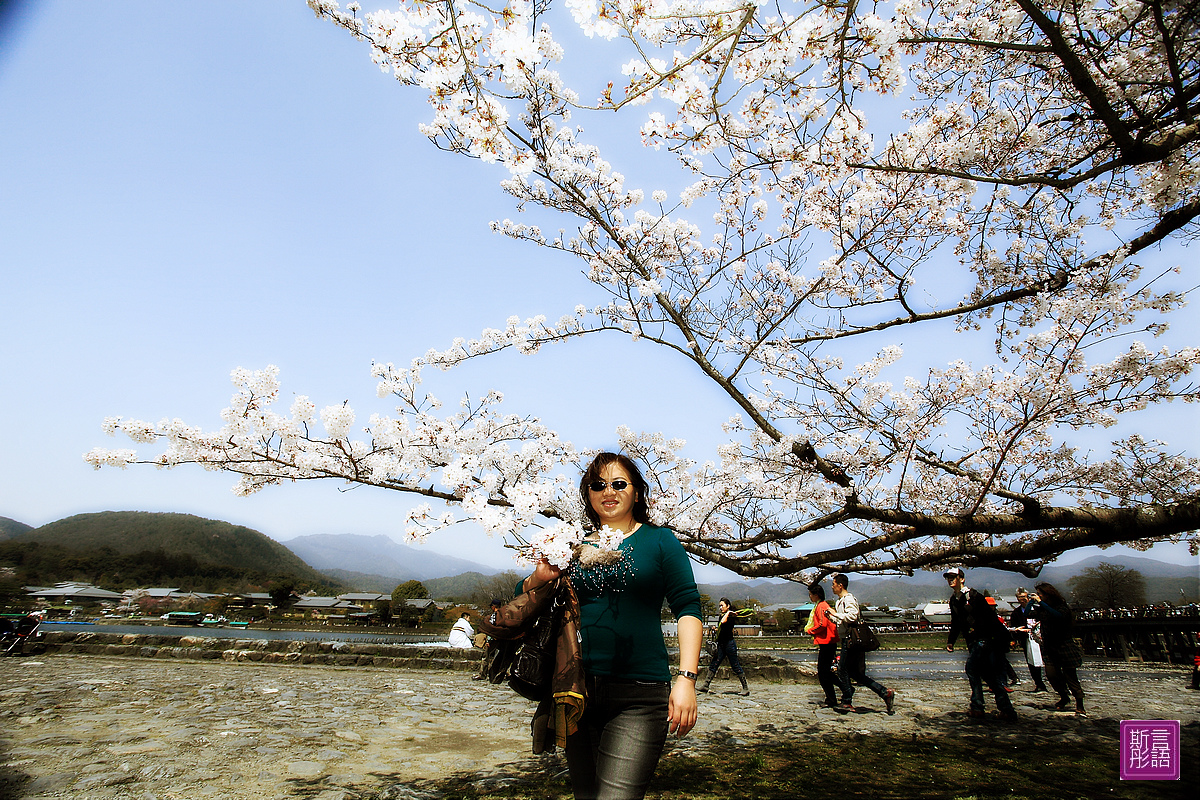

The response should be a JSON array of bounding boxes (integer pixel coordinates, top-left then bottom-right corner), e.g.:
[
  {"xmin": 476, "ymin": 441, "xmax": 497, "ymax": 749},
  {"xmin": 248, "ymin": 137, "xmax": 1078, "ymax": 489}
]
[
  {"xmin": 38, "ymin": 630, "xmax": 482, "ymax": 673},
  {"xmin": 32, "ymin": 630, "xmax": 812, "ymax": 682}
]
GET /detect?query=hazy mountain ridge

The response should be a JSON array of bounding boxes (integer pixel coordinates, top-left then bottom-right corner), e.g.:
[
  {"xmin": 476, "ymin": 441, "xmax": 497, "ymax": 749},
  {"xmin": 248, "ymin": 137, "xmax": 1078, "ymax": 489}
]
[
  {"xmin": 318, "ymin": 569, "xmax": 404, "ymax": 595},
  {"xmin": 425, "ymin": 571, "xmax": 522, "ymax": 601},
  {"xmin": 284, "ymin": 533, "xmax": 500, "ymax": 582},
  {"xmin": 315, "ymin": 569, "xmax": 522, "ymax": 601},
  {"xmin": 698, "ymin": 554, "xmax": 1199, "ymax": 607}
]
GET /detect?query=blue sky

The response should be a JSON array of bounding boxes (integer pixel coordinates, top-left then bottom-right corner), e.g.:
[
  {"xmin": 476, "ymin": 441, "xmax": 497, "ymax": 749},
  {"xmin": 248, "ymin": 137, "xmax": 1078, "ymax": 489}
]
[{"xmin": 1, "ymin": 1, "xmax": 1194, "ymax": 582}]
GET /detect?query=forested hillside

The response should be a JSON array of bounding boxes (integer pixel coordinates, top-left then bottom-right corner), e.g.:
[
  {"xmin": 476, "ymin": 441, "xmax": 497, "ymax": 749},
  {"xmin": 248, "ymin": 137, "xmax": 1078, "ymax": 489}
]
[
  {"xmin": 0, "ymin": 516, "xmax": 34, "ymax": 540},
  {"xmin": 1, "ymin": 511, "xmax": 342, "ymax": 592}
]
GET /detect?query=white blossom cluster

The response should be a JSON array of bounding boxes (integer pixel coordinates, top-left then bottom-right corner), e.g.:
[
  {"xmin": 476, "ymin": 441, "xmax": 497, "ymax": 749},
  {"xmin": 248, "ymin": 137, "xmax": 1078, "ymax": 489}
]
[
  {"xmin": 92, "ymin": 2, "xmax": 1200, "ymax": 575},
  {"xmin": 89, "ymin": 365, "xmax": 585, "ymax": 560}
]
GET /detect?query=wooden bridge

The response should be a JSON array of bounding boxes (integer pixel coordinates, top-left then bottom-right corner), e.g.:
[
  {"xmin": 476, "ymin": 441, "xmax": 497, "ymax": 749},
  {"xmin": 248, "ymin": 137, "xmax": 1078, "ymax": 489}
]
[{"xmin": 1075, "ymin": 610, "xmax": 1199, "ymax": 664}]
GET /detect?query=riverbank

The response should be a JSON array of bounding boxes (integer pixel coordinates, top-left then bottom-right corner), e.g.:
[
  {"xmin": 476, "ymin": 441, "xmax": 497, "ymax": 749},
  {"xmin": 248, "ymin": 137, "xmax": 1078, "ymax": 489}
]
[
  {"xmin": 2, "ymin": 652, "xmax": 1195, "ymax": 799},
  {"xmin": 23, "ymin": 630, "xmax": 813, "ymax": 683}
]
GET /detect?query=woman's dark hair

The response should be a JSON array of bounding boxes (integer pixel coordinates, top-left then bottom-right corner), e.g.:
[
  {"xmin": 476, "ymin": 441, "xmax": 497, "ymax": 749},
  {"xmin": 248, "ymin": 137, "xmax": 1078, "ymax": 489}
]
[
  {"xmin": 580, "ymin": 452, "xmax": 651, "ymax": 530},
  {"xmin": 1034, "ymin": 582, "xmax": 1067, "ymax": 605},
  {"xmin": 719, "ymin": 597, "xmax": 735, "ymax": 610},
  {"xmin": 808, "ymin": 583, "xmax": 826, "ymax": 601}
]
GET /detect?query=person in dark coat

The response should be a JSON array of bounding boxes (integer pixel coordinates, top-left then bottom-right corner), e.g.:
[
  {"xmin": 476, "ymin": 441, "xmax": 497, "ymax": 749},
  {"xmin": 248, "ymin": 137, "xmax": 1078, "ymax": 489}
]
[
  {"xmin": 1030, "ymin": 581, "xmax": 1086, "ymax": 716},
  {"xmin": 944, "ymin": 568, "xmax": 1017, "ymax": 721}
]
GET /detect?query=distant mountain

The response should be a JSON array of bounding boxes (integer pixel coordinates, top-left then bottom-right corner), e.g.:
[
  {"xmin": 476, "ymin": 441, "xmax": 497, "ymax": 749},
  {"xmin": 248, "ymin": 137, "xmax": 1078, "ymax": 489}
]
[
  {"xmin": 318, "ymin": 569, "xmax": 403, "ymax": 594},
  {"xmin": 6, "ymin": 511, "xmax": 338, "ymax": 590},
  {"xmin": 284, "ymin": 533, "xmax": 500, "ymax": 582},
  {"xmin": 0, "ymin": 516, "xmax": 34, "ymax": 541},
  {"xmin": 316, "ymin": 568, "xmax": 523, "ymax": 602},
  {"xmin": 698, "ymin": 579, "xmax": 810, "ymax": 607},
  {"xmin": 425, "ymin": 570, "xmax": 523, "ymax": 602},
  {"xmin": 1039, "ymin": 554, "xmax": 1199, "ymax": 583},
  {"xmin": 699, "ymin": 553, "xmax": 1199, "ymax": 608}
]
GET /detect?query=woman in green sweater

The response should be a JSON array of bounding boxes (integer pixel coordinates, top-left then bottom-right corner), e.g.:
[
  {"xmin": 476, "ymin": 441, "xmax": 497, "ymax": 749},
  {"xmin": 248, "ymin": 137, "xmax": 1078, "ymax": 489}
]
[{"xmin": 521, "ymin": 452, "xmax": 704, "ymax": 799}]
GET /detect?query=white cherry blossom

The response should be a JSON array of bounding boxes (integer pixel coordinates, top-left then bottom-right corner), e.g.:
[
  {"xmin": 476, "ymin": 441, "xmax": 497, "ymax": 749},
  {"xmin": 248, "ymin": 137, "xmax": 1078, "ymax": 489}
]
[{"xmin": 90, "ymin": 1, "xmax": 1200, "ymax": 577}]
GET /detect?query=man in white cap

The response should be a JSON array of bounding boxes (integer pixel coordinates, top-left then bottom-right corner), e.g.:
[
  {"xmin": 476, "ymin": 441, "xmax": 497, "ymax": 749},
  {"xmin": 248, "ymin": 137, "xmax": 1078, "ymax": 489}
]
[{"xmin": 944, "ymin": 567, "xmax": 1017, "ymax": 721}]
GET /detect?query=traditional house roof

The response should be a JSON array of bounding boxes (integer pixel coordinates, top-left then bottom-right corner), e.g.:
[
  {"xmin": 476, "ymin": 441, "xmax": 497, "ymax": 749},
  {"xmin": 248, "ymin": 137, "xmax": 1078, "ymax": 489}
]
[
  {"xmin": 337, "ymin": 593, "xmax": 391, "ymax": 602},
  {"xmin": 27, "ymin": 583, "xmax": 124, "ymax": 602},
  {"xmin": 123, "ymin": 588, "xmax": 181, "ymax": 599},
  {"xmin": 293, "ymin": 597, "xmax": 363, "ymax": 611}
]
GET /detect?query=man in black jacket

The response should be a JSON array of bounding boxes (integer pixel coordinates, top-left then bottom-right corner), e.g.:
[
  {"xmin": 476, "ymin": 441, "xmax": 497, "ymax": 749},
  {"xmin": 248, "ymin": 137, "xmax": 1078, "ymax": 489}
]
[{"xmin": 944, "ymin": 567, "xmax": 1018, "ymax": 721}]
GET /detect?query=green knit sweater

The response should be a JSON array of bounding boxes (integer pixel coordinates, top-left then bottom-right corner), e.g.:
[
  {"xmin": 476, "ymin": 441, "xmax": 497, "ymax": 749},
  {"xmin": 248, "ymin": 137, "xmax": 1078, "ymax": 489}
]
[{"xmin": 567, "ymin": 524, "xmax": 702, "ymax": 682}]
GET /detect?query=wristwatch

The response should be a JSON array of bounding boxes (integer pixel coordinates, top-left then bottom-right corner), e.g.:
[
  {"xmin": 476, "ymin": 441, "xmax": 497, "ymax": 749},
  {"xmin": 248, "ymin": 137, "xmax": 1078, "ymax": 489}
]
[{"xmin": 675, "ymin": 669, "xmax": 700, "ymax": 680}]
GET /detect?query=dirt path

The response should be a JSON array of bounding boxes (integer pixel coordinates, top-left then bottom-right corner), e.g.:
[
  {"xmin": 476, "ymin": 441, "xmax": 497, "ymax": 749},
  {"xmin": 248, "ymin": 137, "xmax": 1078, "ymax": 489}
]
[{"xmin": 2, "ymin": 654, "xmax": 1196, "ymax": 799}]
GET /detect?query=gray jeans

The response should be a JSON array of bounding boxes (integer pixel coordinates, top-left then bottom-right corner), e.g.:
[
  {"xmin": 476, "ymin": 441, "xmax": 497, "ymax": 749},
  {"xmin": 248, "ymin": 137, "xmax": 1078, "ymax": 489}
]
[{"xmin": 566, "ymin": 676, "xmax": 670, "ymax": 800}]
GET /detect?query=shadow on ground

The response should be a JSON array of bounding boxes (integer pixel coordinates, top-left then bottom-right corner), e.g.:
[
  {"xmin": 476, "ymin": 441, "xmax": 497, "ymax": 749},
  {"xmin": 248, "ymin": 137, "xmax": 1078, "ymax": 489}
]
[{"xmin": 352, "ymin": 717, "xmax": 1198, "ymax": 800}]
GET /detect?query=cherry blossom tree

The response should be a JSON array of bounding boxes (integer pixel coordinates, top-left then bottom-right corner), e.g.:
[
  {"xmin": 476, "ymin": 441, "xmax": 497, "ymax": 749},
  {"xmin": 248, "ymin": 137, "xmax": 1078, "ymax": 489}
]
[{"xmin": 88, "ymin": 0, "xmax": 1200, "ymax": 579}]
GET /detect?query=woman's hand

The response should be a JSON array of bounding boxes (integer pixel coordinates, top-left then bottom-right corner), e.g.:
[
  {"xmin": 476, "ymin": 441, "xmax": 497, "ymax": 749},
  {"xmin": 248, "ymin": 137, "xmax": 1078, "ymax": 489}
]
[
  {"xmin": 523, "ymin": 559, "xmax": 562, "ymax": 592},
  {"xmin": 667, "ymin": 679, "xmax": 697, "ymax": 738}
]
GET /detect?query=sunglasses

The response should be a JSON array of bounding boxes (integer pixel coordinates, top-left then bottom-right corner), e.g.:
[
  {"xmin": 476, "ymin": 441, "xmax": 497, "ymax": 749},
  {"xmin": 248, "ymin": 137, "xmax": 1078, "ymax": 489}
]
[{"xmin": 588, "ymin": 479, "xmax": 630, "ymax": 493}]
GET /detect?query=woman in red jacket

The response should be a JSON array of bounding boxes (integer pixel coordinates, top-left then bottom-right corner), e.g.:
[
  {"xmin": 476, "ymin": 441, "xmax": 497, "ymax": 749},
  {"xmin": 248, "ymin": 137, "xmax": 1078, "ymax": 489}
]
[{"xmin": 805, "ymin": 583, "xmax": 839, "ymax": 708}]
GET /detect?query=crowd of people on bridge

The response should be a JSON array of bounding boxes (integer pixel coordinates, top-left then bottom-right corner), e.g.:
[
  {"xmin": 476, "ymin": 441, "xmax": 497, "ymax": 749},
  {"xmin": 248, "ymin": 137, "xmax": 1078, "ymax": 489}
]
[{"xmin": 1077, "ymin": 604, "xmax": 1200, "ymax": 621}]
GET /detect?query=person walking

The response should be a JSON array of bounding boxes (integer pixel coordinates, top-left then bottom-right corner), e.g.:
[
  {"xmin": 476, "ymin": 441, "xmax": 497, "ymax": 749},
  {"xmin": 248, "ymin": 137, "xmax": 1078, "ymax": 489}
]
[
  {"xmin": 804, "ymin": 583, "xmax": 839, "ymax": 708},
  {"xmin": 698, "ymin": 598, "xmax": 750, "ymax": 696},
  {"xmin": 943, "ymin": 568, "xmax": 1018, "ymax": 721},
  {"xmin": 518, "ymin": 451, "xmax": 703, "ymax": 800},
  {"xmin": 827, "ymin": 573, "xmax": 895, "ymax": 714},
  {"xmin": 1030, "ymin": 581, "xmax": 1086, "ymax": 716},
  {"xmin": 1009, "ymin": 587, "xmax": 1048, "ymax": 692}
]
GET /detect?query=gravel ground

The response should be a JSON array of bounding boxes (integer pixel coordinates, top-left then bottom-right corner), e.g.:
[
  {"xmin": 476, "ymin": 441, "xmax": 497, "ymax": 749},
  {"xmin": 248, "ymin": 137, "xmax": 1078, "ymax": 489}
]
[{"xmin": 1, "ymin": 653, "xmax": 1196, "ymax": 799}]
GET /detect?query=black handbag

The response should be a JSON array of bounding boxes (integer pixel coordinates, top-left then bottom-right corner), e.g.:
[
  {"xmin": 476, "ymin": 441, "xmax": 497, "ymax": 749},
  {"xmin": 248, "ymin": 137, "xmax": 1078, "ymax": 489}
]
[
  {"xmin": 506, "ymin": 587, "xmax": 565, "ymax": 700},
  {"xmin": 845, "ymin": 620, "xmax": 880, "ymax": 652},
  {"xmin": 478, "ymin": 579, "xmax": 565, "ymax": 701}
]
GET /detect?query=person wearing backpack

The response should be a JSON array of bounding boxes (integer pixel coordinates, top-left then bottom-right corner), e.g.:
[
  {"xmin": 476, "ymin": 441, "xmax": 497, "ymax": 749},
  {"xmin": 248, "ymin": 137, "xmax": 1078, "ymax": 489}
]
[{"xmin": 944, "ymin": 567, "xmax": 1018, "ymax": 721}]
